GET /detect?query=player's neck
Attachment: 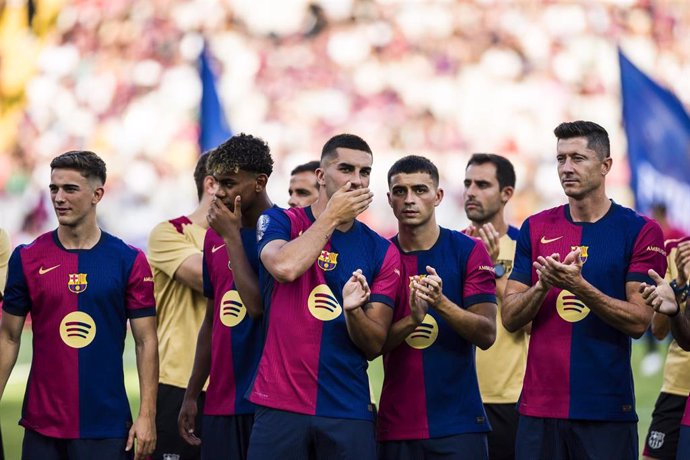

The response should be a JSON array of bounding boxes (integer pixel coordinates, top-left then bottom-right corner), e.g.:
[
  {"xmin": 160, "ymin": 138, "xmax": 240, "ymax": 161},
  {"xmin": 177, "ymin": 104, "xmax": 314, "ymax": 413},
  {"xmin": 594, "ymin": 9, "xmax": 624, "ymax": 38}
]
[
  {"xmin": 242, "ymin": 193, "xmax": 274, "ymax": 228},
  {"xmin": 397, "ymin": 219, "xmax": 440, "ymax": 252},
  {"xmin": 187, "ymin": 195, "xmax": 212, "ymax": 229},
  {"xmin": 57, "ymin": 221, "xmax": 102, "ymax": 250},
  {"xmin": 568, "ymin": 191, "xmax": 611, "ymax": 223}
]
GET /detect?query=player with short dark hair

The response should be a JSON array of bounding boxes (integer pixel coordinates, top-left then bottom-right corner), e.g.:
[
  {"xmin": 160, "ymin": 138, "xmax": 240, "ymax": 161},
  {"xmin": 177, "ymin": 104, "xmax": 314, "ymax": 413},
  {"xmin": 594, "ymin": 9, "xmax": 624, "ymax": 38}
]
[
  {"xmin": 247, "ymin": 133, "xmax": 400, "ymax": 460},
  {"xmin": 178, "ymin": 134, "xmax": 274, "ymax": 460},
  {"xmin": 0, "ymin": 150, "xmax": 158, "ymax": 460},
  {"xmin": 147, "ymin": 152, "xmax": 213, "ymax": 460},
  {"xmin": 641, "ymin": 237, "xmax": 690, "ymax": 460},
  {"xmin": 464, "ymin": 153, "xmax": 525, "ymax": 460},
  {"xmin": 377, "ymin": 155, "xmax": 497, "ymax": 459},
  {"xmin": 502, "ymin": 121, "xmax": 667, "ymax": 459},
  {"xmin": 288, "ymin": 160, "xmax": 320, "ymax": 208}
]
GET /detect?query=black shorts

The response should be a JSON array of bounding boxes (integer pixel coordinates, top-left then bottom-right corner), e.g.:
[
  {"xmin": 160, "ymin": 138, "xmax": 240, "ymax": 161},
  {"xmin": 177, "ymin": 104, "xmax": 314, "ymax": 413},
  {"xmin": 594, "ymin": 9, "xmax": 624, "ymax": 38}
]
[
  {"xmin": 153, "ymin": 383, "xmax": 205, "ymax": 460},
  {"xmin": 22, "ymin": 429, "xmax": 131, "ymax": 460},
  {"xmin": 643, "ymin": 392, "xmax": 687, "ymax": 460},
  {"xmin": 484, "ymin": 403, "xmax": 519, "ymax": 460},
  {"xmin": 378, "ymin": 433, "xmax": 488, "ymax": 460}
]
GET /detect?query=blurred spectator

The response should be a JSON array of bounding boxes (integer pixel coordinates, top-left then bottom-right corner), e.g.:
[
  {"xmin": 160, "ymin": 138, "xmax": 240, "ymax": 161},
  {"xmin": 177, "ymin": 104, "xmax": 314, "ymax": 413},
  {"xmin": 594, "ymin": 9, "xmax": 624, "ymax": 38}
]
[{"xmin": 1, "ymin": 0, "xmax": 690, "ymax": 244}]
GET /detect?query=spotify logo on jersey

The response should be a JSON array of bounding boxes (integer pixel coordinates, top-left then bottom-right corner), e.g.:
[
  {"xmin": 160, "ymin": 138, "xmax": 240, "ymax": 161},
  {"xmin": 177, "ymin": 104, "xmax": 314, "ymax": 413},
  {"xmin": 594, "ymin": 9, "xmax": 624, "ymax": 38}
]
[
  {"xmin": 556, "ymin": 290, "xmax": 590, "ymax": 323},
  {"xmin": 219, "ymin": 290, "xmax": 247, "ymax": 327},
  {"xmin": 60, "ymin": 312, "xmax": 96, "ymax": 348},
  {"xmin": 308, "ymin": 284, "xmax": 342, "ymax": 321},
  {"xmin": 405, "ymin": 314, "xmax": 438, "ymax": 349}
]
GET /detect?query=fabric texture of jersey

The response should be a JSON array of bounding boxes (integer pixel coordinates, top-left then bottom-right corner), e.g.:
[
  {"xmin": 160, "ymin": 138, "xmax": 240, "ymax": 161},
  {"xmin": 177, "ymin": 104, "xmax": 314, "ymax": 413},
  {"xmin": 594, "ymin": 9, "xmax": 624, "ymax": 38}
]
[
  {"xmin": 377, "ymin": 227, "xmax": 496, "ymax": 441},
  {"xmin": 3, "ymin": 230, "xmax": 156, "ymax": 439},
  {"xmin": 249, "ymin": 206, "xmax": 400, "ymax": 420},
  {"xmin": 202, "ymin": 227, "xmax": 263, "ymax": 416},
  {"xmin": 148, "ymin": 216, "xmax": 207, "ymax": 389},
  {"xmin": 476, "ymin": 225, "xmax": 527, "ymax": 404},
  {"xmin": 661, "ymin": 237, "xmax": 690, "ymax": 397},
  {"xmin": 509, "ymin": 203, "xmax": 666, "ymax": 421},
  {"xmin": 683, "ymin": 397, "xmax": 690, "ymax": 427}
]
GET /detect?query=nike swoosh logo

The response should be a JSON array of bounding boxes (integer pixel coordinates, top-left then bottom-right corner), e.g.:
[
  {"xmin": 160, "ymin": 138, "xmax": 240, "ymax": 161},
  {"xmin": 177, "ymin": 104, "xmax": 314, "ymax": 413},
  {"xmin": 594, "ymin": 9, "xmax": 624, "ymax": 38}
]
[
  {"xmin": 540, "ymin": 236, "xmax": 563, "ymax": 244},
  {"xmin": 211, "ymin": 244, "xmax": 226, "ymax": 253},
  {"xmin": 39, "ymin": 264, "xmax": 61, "ymax": 275}
]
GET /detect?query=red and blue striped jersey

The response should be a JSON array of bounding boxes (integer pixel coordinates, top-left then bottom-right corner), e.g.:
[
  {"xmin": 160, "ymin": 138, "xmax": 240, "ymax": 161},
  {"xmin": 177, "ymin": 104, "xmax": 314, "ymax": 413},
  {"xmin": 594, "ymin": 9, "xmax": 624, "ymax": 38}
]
[
  {"xmin": 509, "ymin": 203, "xmax": 666, "ymax": 421},
  {"xmin": 3, "ymin": 230, "xmax": 155, "ymax": 439},
  {"xmin": 249, "ymin": 206, "xmax": 400, "ymax": 420},
  {"xmin": 377, "ymin": 227, "xmax": 497, "ymax": 441},
  {"xmin": 201, "ymin": 228, "xmax": 262, "ymax": 416}
]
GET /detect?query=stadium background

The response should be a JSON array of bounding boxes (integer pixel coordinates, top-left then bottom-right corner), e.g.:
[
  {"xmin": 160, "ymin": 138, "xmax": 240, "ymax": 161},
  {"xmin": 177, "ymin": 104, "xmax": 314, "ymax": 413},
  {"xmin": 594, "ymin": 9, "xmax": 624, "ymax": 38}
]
[{"xmin": 1, "ymin": 0, "xmax": 689, "ymax": 458}]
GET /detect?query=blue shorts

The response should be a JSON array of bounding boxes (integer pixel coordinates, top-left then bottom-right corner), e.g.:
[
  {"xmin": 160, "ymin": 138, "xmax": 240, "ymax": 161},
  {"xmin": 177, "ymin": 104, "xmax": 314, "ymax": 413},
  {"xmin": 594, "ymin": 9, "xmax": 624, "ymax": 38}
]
[
  {"xmin": 201, "ymin": 414, "xmax": 253, "ymax": 460},
  {"xmin": 678, "ymin": 425, "xmax": 690, "ymax": 460},
  {"xmin": 378, "ymin": 433, "xmax": 488, "ymax": 460},
  {"xmin": 515, "ymin": 416, "xmax": 637, "ymax": 460},
  {"xmin": 21, "ymin": 429, "xmax": 131, "ymax": 460},
  {"xmin": 248, "ymin": 406, "xmax": 376, "ymax": 460}
]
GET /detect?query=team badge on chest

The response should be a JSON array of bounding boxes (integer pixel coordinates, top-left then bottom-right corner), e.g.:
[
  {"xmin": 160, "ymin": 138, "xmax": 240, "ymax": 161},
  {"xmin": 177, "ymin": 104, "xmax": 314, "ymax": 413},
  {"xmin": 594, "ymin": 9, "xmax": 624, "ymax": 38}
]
[
  {"xmin": 68, "ymin": 273, "xmax": 88, "ymax": 294},
  {"xmin": 317, "ymin": 250, "xmax": 338, "ymax": 271}
]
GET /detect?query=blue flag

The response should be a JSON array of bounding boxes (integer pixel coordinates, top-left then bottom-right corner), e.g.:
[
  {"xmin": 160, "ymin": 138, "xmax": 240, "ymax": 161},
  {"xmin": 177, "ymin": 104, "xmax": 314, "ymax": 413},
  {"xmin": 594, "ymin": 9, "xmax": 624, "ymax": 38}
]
[
  {"xmin": 199, "ymin": 44, "xmax": 232, "ymax": 153},
  {"xmin": 619, "ymin": 49, "xmax": 690, "ymax": 232}
]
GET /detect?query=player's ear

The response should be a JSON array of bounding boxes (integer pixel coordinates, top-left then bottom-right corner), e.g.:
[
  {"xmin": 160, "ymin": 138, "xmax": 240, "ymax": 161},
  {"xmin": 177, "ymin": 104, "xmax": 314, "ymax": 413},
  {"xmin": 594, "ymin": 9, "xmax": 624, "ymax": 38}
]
[
  {"xmin": 601, "ymin": 157, "xmax": 612, "ymax": 176},
  {"xmin": 434, "ymin": 187, "xmax": 444, "ymax": 207},
  {"xmin": 316, "ymin": 167, "xmax": 326, "ymax": 187},
  {"xmin": 500, "ymin": 186, "xmax": 514, "ymax": 204},
  {"xmin": 92, "ymin": 185, "xmax": 104, "ymax": 204},
  {"xmin": 203, "ymin": 175, "xmax": 216, "ymax": 195},
  {"xmin": 255, "ymin": 173, "xmax": 268, "ymax": 192}
]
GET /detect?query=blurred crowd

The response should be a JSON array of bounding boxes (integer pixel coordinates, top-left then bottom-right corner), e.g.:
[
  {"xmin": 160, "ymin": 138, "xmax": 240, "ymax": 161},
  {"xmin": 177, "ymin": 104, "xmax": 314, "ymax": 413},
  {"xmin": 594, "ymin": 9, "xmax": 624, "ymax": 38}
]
[{"xmin": 1, "ymin": 0, "xmax": 690, "ymax": 247}]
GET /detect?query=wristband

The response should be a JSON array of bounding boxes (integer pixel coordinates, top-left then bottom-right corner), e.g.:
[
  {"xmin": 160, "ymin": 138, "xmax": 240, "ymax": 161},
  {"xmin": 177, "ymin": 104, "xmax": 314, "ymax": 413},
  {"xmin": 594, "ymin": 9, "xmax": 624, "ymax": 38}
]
[{"xmin": 670, "ymin": 279, "xmax": 689, "ymax": 303}]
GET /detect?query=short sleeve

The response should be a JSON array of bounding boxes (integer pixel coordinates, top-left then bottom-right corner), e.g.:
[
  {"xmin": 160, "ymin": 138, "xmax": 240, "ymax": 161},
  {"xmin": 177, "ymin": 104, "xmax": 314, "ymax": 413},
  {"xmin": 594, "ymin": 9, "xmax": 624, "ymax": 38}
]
[
  {"xmin": 0, "ymin": 228, "xmax": 10, "ymax": 295},
  {"xmin": 463, "ymin": 241, "xmax": 497, "ymax": 308},
  {"xmin": 126, "ymin": 250, "xmax": 156, "ymax": 318},
  {"xmin": 147, "ymin": 221, "xmax": 201, "ymax": 279},
  {"xmin": 3, "ymin": 247, "xmax": 31, "ymax": 316},
  {"xmin": 627, "ymin": 220, "xmax": 667, "ymax": 284},
  {"xmin": 369, "ymin": 243, "xmax": 401, "ymax": 309},
  {"xmin": 508, "ymin": 218, "xmax": 533, "ymax": 286},
  {"xmin": 257, "ymin": 207, "xmax": 292, "ymax": 255}
]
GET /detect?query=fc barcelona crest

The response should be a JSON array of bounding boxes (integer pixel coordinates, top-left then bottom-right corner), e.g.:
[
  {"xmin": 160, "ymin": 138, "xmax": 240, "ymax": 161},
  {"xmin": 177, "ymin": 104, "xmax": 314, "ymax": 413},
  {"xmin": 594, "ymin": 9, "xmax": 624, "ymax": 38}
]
[
  {"xmin": 317, "ymin": 251, "xmax": 338, "ymax": 271},
  {"xmin": 68, "ymin": 273, "xmax": 88, "ymax": 294},
  {"xmin": 571, "ymin": 246, "xmax": 589, "ymax": 264}
]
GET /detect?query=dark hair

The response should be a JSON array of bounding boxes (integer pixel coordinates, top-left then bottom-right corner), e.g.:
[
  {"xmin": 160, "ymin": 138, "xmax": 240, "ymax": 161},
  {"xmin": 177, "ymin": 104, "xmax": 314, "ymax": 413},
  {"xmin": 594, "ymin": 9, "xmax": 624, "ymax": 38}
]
[
  {"xmin": 387, "ymin": 155, "xmax": 439, "ymax": 186},
  {"xmin": 321, "ymin": 134, "xmax": 372, "ymax": 161},
  {"xmin": 50, "ymin": 150, "xmax": 107, "ymax": 185},
  {"xmin": 193, "ymin": 152, "xmax": 210, "ymax": 200},
  {"xmin": 290, "ymin": 160, "xmax": 320, "ymax": 176},
  {"xmin": 554, "ymin": 121, "xmax": 610, "ymax": 159},
  {"xmin": 207, "ymin": 133, "xmax": 273, "ymax": 177},
  {"xmin": 466, "ymin": 153, "xmax": 516, "ymax": 190}
]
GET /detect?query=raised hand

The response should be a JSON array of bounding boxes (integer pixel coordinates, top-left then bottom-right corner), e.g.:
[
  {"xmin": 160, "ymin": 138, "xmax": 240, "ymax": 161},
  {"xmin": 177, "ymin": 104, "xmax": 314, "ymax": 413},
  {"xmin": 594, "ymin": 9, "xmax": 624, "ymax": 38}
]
[
  {"xmin": 534, "ymin": 248, "xmax": 583, "ymax": 291},
  {"xmin": 411, "ymin": 266, "xmax": 444, "ymax": 308},
  {"xmin": 324, "ymin": 182, "xmax": 373, "ymax": 225},
  {"xmin": 639, "ymin": 269, "xmax": 680, "ymax": 316},
  {"xmin": 343, "ymin": 269, "xmax": 371, "ymax": 311},
  {"xmin": 477, "ymin": 223, "xmax": 501, "ymax": 263},
  {"xmin": 208, "ymin": 195, "xmax": 242, "ymax": 239},
  {"xmin": 675, "ymin": 241, "xmax": 690, "ymax": 286},
  {"xmin": 409, "ymin": 276, "xmax": 430, "ymax": 324}
]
